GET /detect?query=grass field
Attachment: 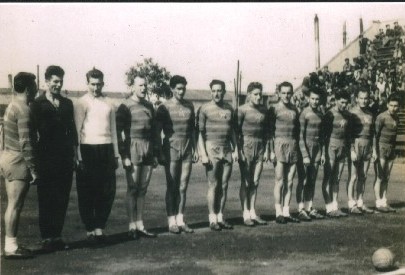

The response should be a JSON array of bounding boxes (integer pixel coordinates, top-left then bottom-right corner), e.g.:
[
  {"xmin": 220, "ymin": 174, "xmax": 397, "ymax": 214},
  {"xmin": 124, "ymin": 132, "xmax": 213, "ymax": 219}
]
[{"xmin": 1, "ymin": 159, "xmax": 405, "ymax": 274}]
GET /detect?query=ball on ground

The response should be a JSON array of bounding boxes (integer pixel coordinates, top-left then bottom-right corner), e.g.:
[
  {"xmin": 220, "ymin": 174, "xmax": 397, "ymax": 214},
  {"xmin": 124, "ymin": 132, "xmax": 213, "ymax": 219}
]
[{"xmin": 372, "ymin": 247, "xmax": 395, "ymax": 271}]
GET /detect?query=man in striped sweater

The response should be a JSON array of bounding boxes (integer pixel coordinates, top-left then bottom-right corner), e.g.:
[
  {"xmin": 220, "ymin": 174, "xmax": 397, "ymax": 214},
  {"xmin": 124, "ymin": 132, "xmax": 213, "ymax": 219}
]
[
  {"xmin": 0, "ymin": 72, "xmax": 38, "ymax": 259},
  {"xmin": 74, "ymin": 68, "xmax": 119, "ymax": 245},
  {"xmin": 237, "ymin": 82, "xmax": 269, "ymax": 226},
  {"xmin": 116, "ymin": 74, "xmax": 158, "ymax": 239},
  {"xmin": 296, "ymin": 87, "xmax": 326, "ymax": 221},
  {"xmin": 322, "ymin": 89, "xmax": 351, "ymax": 218},
  {"xmin": 347, "ymin": 88, "xmax": 376, "ymax": 214},
  {"xmin": 268, "ymin": 81, "xmax": 301, "ymax": 224},
  {"xmin": 373, "ymin": 94, "xmax": 400, "ymax": 213},
  {"xmin": 156, "ymin": 75, "xmax": 198, "ymax": 234},
  {"xmin": 198, "ymin": 79, "xmax": 239, "ymax": 231}
]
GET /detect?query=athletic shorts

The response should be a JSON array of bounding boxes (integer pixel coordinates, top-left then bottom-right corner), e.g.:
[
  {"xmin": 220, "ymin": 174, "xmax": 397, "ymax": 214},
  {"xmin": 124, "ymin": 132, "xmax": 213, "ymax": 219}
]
[
  {"xmin": 0, "ymin": 149, "xmax": 30, "ymax": 181},
  {"xmin": 378, "ymin": 143, "xmax": 396, "ymax": 160},
  {"xmin": 163, "ymin": 138, "xmax": 192, "ymax": 162},
  {"xmin": 328, "ymin": 138, "xmax": 347, "ymax": 161},
  {"xmin": 242, "ymin": 138, "xmax": 265, "ymax": 163},
  {"xmin": 274, "ymin": 137, "xmax": 298, "ymax": 164},
  {"xmin": 206, "ymin": 141, "xmax": 233, "ymax": 163},
  {"xmin": 130, "ymin": 138, "xmax": 154, "ymax": 166},
  {"xmin": 353, "ymin": 138, "xmax": 372, "ymax": 161},
  {"xmin": 304, "ymin": 140, "xmax": 322, "ymax": 163}
]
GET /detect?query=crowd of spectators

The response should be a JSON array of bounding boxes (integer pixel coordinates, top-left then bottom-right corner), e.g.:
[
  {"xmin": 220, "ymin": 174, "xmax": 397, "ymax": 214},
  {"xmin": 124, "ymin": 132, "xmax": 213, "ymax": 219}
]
[{"xmin": 294, "ymin": 21, "xmax": 405, "ymax": 116}]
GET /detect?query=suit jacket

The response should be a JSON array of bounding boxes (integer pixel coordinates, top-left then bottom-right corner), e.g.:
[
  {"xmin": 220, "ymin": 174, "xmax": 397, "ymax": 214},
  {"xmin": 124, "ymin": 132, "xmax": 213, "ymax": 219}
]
[{"xmin": 30, "ymin": 94, "xmax": 78, "ymax": 177}]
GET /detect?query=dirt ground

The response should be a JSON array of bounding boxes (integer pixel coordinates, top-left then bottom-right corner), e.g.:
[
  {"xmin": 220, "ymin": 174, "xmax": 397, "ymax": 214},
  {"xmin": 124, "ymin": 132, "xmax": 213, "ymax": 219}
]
[{"xmin": 1, "ymin": 160, "xmax": 405, "ymax": 274}]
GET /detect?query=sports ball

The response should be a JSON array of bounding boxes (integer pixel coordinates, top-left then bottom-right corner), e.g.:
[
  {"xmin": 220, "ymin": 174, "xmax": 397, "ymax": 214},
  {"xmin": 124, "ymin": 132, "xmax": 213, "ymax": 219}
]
[{"xmin": 372, "ymin": 248, "xmax": 395, "ymax": 270}]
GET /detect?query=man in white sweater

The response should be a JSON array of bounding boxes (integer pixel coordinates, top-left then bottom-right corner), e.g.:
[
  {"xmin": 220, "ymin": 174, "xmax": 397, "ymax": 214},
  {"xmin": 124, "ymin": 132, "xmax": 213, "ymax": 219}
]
[{"xmin": 74, "ymin": 68, "xmax": 119, "ymax": 245}]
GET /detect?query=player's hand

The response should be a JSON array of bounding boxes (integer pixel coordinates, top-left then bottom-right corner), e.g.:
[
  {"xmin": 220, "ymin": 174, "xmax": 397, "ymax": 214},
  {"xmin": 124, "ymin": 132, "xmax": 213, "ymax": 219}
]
[
  {"xmin": 263, "ymin": 151, "xmax": 270, "ymax": 162},
  {"xmin": 320, "ymin": 154, "xmax": 326, "ymax": 166},
  {"xmin": 372, "ymin": 150, "xmax": 378, "ymax": 162},
  {"xmin": 201, "ymin": 155, "xmax": 211, "ymax": 166},
  {"xmin": 192, "ymin": 151, "xmax": 199, "ymax": 163},
  {"xmin": 232, "ymin": 150, "xmax": 239, "ymax": 162},
  {"xmin": 72, "ymin": 154, "xmax": 78, "ymax": 170},
  {"xmin": 114, "ymin": 157, "xmax": 119, "ymax": 170},
  {"xmin": 270, "ymin": 152, "xmax": 276, "ymax": 163},
  {"xmin": 29, "ymin": 170, "xmax": 38, "ymax": 185},
  {"xmin": 152, "ymin": 157, "xmax": 158, "ymax": 168},
  {"xmin": 350, "ymin": 150, "xmax": 358, "ymax": 162},
  {"xmin": 158, "ymin": 154, "xmax": 167, "ymax": 166},
  {"xmin": 75, "ymin": 159, "xmax": 85, "ymax": 171},
  {"xmin": 303, "ymin": 156, "xmax": 311, "ymax": 167},
  {"xmin": 123, "ymin": 158, "xmax": 133, "ymax": 171},
  {"xmin": 239, "ymin": 151, "xmax": 246, "ymax": 163}
]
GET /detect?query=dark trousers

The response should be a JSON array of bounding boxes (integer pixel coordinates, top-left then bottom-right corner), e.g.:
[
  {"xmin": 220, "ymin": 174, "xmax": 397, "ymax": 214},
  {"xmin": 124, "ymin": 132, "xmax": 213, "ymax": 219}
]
[
  {"xmin": 76, "ymin": 144, "xmax": 116, "ymax": 232},
  {"xmin": 37, "ymin": 169, "xmax": 73, "ymax": 240}
]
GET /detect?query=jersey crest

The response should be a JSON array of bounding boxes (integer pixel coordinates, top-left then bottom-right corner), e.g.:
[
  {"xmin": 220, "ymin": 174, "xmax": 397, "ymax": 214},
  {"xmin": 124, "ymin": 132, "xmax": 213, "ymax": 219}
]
[
  {"xmin": 280, "ymin": 110, "xmax": 295, "ymax": 120},
  {"xmin": 339, "ymin": 119, "xmax": 347, "ymax": 128},
  {"xmin": 363, "ymin": 116, "xmax": 371, "ymax": 124},
  {"xmin": 178, "ymin": 108, "xmax": 190, "ymax": 118},
  {"xmin": 256, "ymin": 114, "xmax": 265, "ymax": 123},
  {"xmin": 219, "ymin": 111, "xmax": 229, "ymax": 120}
]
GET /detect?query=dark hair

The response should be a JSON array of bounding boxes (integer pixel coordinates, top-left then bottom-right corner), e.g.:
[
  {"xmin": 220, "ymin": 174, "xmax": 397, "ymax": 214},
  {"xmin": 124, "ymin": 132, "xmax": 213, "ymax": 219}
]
[
  {"xmin": 387, "ymin": 93, "xmax": 401, "ymax": 104},
  {"xmin": 209, "ymin": 79, "xmax": 225, "ymax": 91},
  {"xmin": 308, "ymin": 86, "xmax": 321, "ymax": 97},
  {"xmin": 355, "ymin": 86, "xmax": 369, "ymax": 97},
  {"xmin": 247, "ymin": 82, "xmax": 263, "ymax": 93},
  {"xmin": 335, "ymin": 89, "xmax": 350, "ymax": 101},
  {"xmin": 14, "ymin": 72, "xmax": 36, "ymax": 93},
  {"xmin": 170, "ymin": 75, "xmax": 187, "ymax": 88},
  {"xmin": 278, "ymin": 81, "xmax": 293, "ymax": 92},
  {"xmin": 45, "ymin": 65, "xmax": 65, "ymax": 80},
  {"xmin": 86, "ymin": 68, "xmax": 104, "ymax": 82}
]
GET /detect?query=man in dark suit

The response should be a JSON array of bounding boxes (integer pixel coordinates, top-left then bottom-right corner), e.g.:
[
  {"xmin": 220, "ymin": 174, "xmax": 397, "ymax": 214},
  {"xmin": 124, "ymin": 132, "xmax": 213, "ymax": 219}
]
[{"xmin": 30, "ymin": 65, "xmax": 78, "ymax": 252}]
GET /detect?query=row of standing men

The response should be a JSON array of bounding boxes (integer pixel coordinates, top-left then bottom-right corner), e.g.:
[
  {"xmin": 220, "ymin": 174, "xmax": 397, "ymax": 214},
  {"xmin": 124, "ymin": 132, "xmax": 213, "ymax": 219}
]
[{"xmin": 0, "ymin": 66, "xmax": 400, "ymax": 259}]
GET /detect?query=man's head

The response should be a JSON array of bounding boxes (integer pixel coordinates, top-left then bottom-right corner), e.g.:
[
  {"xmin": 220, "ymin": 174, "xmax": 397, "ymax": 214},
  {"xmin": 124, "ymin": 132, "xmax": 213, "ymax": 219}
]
[
  {"xmin": 308, "ymin": 87, "xmax": 321, "ymax": 109},
  {"xmin": 170, "ymin": 75, "xmax": 187, "ymax": 101},
  {"xmin": 355, "ymin": 87, "xmax": 370, "ymax": 108},
  {"xmin": 323, "ymin": 65, "xmax": 329, "ymax": 72},
  {"xmin": 209, "ymin": 79, "xmax": 226, "ymax": 104},
  {"xmin": 14, "ymin": 72, "xmax": 37, "ymax": 104},
  {"xmin": 130, "ymin": 74, "xmax": 147, "ymax": 99},
  {"xmin": 278, "ymin": 81, "xmax": 293, "ymax": 104},
  {"xmin": 247, "ymin": 82, "xmax": 263, "ymax": 106},
  {"xmin": 335, "ymin": 89, "xmax": 350, "ymax": 111},
  {"xmin": 345, "ymin": 58, "xmax": 350, "ymax": 64},
  {"xmin": 45, "ymin": 65, "xmax": 64, "ymax": 95},
  {"xmin": 86, "ymin": 68, "xmax": 104, "ymax": 97},
  {"xmin": 386, "ymin": 24, "xmax": 391, "ymax": 29},
  {"xmin": 387, "ymin": 94, "xmax": 400, "ymax": 115}
]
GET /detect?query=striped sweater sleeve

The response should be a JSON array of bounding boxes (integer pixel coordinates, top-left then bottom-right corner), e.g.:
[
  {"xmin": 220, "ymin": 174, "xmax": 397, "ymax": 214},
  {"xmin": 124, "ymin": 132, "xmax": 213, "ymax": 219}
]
[
  {"xmin": 15, "ymin": 103, "xmax": 35, "ymax": 170},
  {"xmin": 116, "ymin": 103, "xmax": 131, "ymax": 159},
  {"xmin": 299, "ymin": 109, "xmax": 309, "ymax": 159}
]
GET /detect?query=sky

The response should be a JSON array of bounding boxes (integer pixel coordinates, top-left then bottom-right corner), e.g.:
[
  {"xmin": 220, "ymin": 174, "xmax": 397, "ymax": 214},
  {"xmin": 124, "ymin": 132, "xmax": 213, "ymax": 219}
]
[{"xmin": 1, "ymin": 3, "xmax": 405, "ymax": 93}]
